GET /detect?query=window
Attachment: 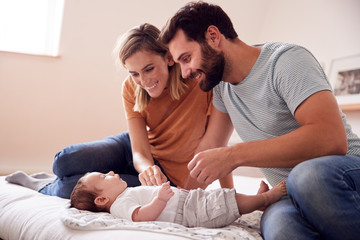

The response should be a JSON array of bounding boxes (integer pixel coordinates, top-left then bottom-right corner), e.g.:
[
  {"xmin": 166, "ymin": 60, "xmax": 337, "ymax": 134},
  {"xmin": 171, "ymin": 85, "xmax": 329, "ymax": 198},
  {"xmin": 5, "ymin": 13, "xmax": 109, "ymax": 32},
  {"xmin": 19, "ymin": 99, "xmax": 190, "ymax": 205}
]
[{"xmin": 0, "ymin": 0, "xmax": 65, "ymax": 56}]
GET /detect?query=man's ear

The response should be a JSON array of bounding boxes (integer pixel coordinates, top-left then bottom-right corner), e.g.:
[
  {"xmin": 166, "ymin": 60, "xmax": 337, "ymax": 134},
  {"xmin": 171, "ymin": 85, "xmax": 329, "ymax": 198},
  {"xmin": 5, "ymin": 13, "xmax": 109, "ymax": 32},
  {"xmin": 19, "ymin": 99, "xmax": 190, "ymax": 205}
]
[
  {"xmin": 166, "ymin": 52, "xmax": 175, "ymax": 66},
  {"xmin": 205, "ymin": 25, "xmax": 220, "ymax": 47},
  {"xmin": 94, "ymin": 196, "xmax": 109, "ymax": 207}
]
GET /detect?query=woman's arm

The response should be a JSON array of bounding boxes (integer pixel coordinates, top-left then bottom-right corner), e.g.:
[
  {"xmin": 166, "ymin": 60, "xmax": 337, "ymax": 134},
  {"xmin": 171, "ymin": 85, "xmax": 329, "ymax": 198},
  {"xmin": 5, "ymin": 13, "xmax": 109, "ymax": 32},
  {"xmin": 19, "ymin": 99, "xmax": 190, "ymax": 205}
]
[{"xmin": 128, "ymin": 117, "xmax": 167, "ymax": 185}]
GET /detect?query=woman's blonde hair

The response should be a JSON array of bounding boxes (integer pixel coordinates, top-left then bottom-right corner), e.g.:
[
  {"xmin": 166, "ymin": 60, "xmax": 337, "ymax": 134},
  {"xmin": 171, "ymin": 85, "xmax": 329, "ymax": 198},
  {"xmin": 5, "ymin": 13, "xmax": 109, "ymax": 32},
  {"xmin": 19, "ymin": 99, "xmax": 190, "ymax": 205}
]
[{"xmin": 114, "ymin": 23, "xmax": 187, "ymax": 112}]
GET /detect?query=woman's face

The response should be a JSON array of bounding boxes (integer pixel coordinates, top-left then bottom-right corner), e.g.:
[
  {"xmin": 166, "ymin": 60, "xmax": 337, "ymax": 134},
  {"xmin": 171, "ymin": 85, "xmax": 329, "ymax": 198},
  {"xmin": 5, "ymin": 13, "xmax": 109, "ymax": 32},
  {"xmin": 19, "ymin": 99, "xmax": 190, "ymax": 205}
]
[{"xmin": 125, "ymin": 50, "xmax": 172, "ymax": 98}]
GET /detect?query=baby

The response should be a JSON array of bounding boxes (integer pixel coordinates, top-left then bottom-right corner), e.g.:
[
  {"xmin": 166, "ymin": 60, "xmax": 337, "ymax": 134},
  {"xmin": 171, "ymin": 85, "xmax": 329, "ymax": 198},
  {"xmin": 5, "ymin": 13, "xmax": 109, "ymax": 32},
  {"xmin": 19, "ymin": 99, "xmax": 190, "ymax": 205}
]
[{"xmin": 70, "ymin": 171, "xmax": 287, "ymax": 228}]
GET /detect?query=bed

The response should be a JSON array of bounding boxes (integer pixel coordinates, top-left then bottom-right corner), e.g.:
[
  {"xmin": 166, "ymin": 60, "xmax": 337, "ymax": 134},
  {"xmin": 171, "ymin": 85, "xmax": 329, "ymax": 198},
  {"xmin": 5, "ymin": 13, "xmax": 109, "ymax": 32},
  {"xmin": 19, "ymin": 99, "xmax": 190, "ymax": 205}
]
[{"xmin": 0, "ymin": 174, "xmax": 265, "ymax": 240}]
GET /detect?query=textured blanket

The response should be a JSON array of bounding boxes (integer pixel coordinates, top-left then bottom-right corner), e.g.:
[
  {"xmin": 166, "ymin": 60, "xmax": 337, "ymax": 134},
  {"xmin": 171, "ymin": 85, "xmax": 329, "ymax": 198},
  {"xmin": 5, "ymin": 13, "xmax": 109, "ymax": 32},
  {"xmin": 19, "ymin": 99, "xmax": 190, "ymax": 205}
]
[{"xmin": 62, "ymin": 208, "xmax": 263, "ymax": 240}]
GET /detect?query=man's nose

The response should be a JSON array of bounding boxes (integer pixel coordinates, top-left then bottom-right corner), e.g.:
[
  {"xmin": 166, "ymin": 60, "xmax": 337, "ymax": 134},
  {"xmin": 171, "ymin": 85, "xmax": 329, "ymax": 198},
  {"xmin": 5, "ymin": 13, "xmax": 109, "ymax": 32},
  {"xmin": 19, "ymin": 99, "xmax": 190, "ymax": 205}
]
[{"xmin": 181, "ymin": 66, "xmax": 192, "ymax": 79}]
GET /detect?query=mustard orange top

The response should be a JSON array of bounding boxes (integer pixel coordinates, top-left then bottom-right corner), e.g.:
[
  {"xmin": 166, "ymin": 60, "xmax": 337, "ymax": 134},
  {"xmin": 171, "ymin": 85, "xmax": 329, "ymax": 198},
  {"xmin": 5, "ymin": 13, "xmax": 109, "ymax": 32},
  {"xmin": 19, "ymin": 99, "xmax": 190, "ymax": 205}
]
[{"xmin": 122, "ymin": 76, "xmax": 212, "ymax": 188}]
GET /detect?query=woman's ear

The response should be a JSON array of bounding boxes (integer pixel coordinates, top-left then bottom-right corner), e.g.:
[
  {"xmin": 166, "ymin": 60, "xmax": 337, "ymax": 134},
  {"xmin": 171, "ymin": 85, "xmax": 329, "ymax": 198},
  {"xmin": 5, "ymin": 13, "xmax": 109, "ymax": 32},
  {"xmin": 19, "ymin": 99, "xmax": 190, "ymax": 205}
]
[
  {"xmin": 166, "ymin": 52, "xmax": 175, "ymax": 67},
  {"xmin": 94, "ymin": 196, "xmax": 109, "ymax": 207}
]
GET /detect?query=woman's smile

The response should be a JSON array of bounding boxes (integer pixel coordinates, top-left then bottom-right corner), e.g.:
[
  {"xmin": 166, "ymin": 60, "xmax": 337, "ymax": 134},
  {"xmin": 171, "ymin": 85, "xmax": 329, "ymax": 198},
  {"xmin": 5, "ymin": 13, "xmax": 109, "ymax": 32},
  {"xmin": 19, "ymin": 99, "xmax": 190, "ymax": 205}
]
[
  {"xmin": 125, "ymin": 50, "xmax": 170, "ymax": 98},
  {"xmin": 145, "ymin": 81, "xmax": 159, "ymax": 91}
]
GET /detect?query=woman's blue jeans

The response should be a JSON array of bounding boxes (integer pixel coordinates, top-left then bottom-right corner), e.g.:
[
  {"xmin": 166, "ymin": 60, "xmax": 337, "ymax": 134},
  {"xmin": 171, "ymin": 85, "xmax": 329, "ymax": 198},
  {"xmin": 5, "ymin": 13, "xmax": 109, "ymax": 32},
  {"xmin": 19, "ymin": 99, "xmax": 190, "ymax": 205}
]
[
  {"xmin": 39, "ymin": 132, "xmax": 141, "ymax": 198},
  {"xmin": 261, "ymin": 155, "xmax": 360, "ymax": 240}
]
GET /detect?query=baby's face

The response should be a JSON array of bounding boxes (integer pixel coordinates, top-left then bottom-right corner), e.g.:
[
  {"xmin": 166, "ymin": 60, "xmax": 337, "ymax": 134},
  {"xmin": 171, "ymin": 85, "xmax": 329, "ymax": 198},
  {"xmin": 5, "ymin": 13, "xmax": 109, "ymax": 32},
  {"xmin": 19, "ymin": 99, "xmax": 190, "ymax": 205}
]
[{"xmin": 84, "ymin": 171, "xmax": 127, "ymax": 199}]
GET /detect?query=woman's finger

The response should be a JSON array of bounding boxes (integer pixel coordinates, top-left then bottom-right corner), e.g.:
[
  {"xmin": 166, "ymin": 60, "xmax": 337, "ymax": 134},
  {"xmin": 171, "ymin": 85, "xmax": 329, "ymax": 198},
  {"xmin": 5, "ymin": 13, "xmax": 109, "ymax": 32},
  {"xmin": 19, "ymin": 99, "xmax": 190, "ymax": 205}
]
[{"xmin": 153, "ymin": 165, "xmax": 167, "ymax": 185}]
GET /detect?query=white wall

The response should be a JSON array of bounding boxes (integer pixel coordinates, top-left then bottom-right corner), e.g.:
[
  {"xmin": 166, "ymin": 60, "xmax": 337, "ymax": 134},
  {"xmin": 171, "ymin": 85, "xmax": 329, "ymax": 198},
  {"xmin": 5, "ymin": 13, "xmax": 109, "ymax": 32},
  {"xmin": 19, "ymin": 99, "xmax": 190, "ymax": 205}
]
[
  {"xmin": 0, "ymin": 0, "xmax": 359, "ymax": 174},
  {"xmin": 256, "ymin": 0, "xmax": 360, "ymax": 136}
]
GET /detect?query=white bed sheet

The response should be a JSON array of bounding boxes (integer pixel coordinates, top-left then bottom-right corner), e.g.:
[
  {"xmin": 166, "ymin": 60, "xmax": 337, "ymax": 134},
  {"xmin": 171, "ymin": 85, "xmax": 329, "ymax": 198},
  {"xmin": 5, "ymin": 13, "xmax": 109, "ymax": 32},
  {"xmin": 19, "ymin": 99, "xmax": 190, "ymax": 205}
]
[{"xmin": 0, "ymin": 175, "xmax": 265, "ymax": 240}]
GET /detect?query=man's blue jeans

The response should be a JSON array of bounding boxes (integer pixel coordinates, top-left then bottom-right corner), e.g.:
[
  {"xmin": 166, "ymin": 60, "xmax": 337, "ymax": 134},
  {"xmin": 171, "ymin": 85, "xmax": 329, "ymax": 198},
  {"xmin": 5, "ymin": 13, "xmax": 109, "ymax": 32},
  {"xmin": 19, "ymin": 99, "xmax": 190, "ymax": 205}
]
[
  {"xmin": 39, "ymin": 132, "xmax": 140, "ymax": 198},
  {"xmin": 261, "ymin": 155, "xmax": 360, "ymax": 240}
]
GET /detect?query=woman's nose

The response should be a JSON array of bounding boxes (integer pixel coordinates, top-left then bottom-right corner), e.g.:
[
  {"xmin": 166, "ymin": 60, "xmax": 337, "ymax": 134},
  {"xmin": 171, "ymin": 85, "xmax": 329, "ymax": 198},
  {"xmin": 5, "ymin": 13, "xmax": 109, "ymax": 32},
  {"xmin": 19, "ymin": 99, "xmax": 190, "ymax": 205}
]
[
  {"xmin": 108, "ymin": 171, "xmax": 114, "ymax": 176},
  {"xmin": 139, "ymin": 74, "xmax": 149, "ymax": 86}
]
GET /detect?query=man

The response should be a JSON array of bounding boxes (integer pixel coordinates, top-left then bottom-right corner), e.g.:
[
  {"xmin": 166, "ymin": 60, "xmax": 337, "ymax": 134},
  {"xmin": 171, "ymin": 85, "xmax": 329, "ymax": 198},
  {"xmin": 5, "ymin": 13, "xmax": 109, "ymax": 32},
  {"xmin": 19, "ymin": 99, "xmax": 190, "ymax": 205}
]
[{"xmin": 160, "ymin": 1, "xmax": 360, "ymax": 239}]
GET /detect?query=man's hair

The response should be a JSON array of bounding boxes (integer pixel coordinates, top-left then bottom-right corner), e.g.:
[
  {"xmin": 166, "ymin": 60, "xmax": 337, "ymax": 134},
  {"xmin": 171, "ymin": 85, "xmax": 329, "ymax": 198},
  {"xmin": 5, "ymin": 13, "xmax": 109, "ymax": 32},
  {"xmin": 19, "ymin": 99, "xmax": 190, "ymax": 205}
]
[
  {"xmin": 70, "ymin": 175, "xmax": 105, "ymax": 212},
  {"xmin": 160, "ymin": 1, "xmax": 238, "ymax": 44}
]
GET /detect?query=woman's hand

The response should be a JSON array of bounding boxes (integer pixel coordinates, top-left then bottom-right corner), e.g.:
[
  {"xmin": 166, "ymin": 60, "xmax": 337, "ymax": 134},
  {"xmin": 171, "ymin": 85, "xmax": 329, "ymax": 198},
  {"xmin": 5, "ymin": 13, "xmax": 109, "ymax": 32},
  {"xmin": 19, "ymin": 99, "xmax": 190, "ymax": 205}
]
[{"xmin": 139, "ymin": 165, "xmax": 167, "ymax": 186}]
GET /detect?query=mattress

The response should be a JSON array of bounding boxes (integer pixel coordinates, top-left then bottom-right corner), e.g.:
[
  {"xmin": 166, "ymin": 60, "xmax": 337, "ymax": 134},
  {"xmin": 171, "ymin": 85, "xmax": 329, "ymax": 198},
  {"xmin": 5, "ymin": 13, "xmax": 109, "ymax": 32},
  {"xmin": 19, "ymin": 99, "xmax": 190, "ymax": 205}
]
[{"xmin": 0, "ymin": 175, "xmax": 265, "ymax": 240}]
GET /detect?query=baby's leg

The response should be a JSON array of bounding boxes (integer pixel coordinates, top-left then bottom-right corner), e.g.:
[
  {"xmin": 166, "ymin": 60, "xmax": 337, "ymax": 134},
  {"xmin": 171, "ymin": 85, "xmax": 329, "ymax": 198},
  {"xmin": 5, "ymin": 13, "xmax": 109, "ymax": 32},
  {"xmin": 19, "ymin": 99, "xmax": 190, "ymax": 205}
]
[
  {"xmin": 5, "ymin": 171, "xmax": 55, "ymax": 191},
  {"xmin": 235, "ymin": 181, "xmax": 287, "ymax": 214},
  {"xmin": 257, "ymin": 180, "xmax": 269, "ymax": 194},
  {"xmin": 261, "ymin": 182, "xmax": 287, "ymax": 205}
]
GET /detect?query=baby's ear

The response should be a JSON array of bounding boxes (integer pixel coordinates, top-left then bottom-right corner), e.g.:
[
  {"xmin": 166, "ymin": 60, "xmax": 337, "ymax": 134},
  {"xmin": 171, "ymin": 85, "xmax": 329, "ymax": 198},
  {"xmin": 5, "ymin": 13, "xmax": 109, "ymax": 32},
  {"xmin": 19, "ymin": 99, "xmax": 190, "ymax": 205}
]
[{"xmin": 94, "ymin": 196, "xmax": 109, "ymax": 207}]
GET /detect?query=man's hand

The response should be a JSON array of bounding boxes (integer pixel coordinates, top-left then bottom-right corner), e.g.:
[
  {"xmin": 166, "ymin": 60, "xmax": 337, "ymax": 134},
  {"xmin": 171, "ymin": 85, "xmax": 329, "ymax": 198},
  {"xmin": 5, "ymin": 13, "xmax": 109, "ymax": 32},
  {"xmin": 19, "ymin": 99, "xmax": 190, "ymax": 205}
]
[{"xmin": 188, "ymin": 147, "xmax": 234, "ymax": 185}]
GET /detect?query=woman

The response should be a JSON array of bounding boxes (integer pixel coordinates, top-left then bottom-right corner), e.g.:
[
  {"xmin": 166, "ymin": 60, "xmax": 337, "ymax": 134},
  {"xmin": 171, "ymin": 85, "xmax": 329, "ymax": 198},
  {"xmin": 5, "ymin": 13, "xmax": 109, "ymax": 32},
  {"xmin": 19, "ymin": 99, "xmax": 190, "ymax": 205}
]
[{"xmin": 6, "ymin": 23, "xmax": 233, "ymax": 199}]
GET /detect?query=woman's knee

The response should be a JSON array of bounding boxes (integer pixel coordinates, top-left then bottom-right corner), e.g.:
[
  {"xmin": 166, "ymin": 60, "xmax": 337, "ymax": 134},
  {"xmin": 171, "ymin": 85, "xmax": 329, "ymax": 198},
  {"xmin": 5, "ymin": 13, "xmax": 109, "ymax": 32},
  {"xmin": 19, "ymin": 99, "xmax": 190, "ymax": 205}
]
[
  {"xmin": 52, "ymin": 138, "xmax": 115, "ymax": 176},
  {"xmin": 52, "ymin": 144, "xmax": 80, "ymax": 177},
  {"xmin": 53, "ymin": 132, "xmax": 133, "ymax": 177},
  {"xmin": 113, "ymin": 132, "xmax": 132, "ymax": 155}
]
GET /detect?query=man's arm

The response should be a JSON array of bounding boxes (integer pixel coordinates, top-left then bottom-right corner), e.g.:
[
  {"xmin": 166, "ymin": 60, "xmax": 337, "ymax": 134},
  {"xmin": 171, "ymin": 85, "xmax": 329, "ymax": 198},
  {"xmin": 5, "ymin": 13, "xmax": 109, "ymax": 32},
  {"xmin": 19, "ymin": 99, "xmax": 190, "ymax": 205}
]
[
  {"xmin": 131, "ymin": 182, "xmax": 174, "ymax": 222},
  {"xmin": 188, "ymin": 90, "xmax": 348, "ymax": 185},
  {"xmin": 183, "ymin": 108, "xmax": 234, "ymax": 189},
  {"xmin": 195, "ymin": 106, "xmax": 234, "ymax": 153}
]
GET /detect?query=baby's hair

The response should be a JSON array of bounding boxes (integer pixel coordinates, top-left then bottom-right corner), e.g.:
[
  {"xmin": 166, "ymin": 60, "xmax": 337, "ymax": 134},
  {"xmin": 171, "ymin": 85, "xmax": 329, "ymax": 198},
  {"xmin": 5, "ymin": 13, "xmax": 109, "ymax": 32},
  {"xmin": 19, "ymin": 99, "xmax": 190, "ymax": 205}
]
[{"xmin": 70, "ymin": 173, "xmax": 105, "ymax": 212}]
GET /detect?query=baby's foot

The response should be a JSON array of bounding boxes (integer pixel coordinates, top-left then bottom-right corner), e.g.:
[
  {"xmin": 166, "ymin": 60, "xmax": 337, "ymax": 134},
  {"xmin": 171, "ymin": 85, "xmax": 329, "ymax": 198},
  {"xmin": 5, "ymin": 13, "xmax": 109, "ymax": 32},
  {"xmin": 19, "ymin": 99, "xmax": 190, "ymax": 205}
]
[
  {"xmin": 257, "ymin": 180, "xmax": 269, "ymax": 194},
  {"xmin": 262, "ymin": 182, "xmax": 287, "ymax": 207}
]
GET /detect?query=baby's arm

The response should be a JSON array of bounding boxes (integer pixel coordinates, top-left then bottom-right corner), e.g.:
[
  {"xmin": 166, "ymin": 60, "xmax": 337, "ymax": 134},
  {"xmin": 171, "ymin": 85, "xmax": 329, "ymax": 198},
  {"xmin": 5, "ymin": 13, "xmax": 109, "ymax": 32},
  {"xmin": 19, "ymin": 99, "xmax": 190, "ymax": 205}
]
[{"xmin": 132, "ymin": 181, "xmax": 174, "ymax": 222}]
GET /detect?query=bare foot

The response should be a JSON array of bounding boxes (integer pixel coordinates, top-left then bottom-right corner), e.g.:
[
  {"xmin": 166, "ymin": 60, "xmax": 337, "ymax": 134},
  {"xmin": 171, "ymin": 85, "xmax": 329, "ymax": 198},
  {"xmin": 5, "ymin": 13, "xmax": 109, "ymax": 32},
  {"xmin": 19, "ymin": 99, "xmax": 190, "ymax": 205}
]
[
  {"xmin": 257, "ymin": 180, "xmax": 270, "ymax": 194},
  {"xmin": 262, "ymin": 182, "xmax": 287, "ymax": 207}
]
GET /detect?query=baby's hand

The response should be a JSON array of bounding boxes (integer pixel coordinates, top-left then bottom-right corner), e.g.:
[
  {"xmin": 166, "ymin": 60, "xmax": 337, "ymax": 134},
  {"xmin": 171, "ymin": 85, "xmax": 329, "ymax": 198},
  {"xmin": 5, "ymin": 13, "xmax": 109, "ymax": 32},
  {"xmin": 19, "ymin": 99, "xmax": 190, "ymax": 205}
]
[{"xmin": 157, "ymin": 181, "xmax": 174, "ymax": 202}]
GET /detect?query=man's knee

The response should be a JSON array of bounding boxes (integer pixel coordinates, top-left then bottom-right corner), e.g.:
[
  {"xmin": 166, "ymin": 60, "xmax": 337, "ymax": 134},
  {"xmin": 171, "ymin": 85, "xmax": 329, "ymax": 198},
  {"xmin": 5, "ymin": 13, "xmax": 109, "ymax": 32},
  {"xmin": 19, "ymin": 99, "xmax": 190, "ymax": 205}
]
[
  {"xmin": 287, "ymin": 156, "xmax": 336, "ymax": 196},
  {"xmin": 261, "ymin": 198, "xmax": 318, "ymax": 240}
]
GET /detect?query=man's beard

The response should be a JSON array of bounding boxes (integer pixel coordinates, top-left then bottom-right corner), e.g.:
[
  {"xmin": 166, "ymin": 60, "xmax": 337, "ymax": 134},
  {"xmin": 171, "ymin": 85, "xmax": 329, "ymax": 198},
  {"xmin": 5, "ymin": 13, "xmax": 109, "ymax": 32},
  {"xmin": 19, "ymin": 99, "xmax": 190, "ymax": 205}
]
[{"xmin": 198, "ymin": 41, "xmax": 225, "ymax": 92}]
